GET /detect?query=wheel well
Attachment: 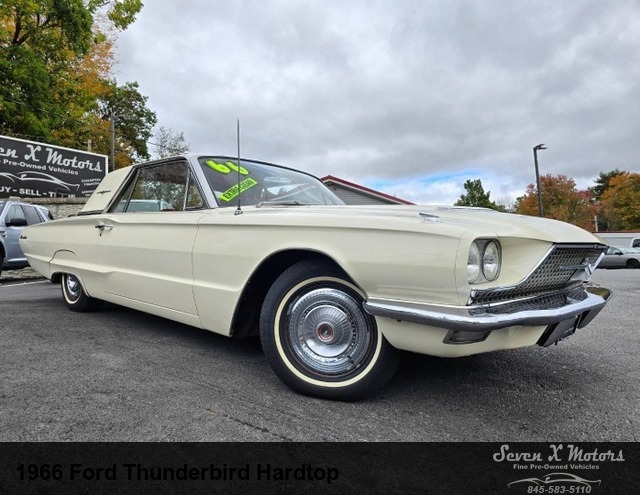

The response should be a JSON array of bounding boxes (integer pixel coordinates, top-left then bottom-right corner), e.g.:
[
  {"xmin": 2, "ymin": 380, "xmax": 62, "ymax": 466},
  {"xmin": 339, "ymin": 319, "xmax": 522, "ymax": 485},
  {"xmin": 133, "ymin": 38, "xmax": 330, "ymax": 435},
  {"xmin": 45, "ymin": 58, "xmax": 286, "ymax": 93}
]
[{"xmin": 230, "ymin": 250, "xmax": 349, "ymax": 338}]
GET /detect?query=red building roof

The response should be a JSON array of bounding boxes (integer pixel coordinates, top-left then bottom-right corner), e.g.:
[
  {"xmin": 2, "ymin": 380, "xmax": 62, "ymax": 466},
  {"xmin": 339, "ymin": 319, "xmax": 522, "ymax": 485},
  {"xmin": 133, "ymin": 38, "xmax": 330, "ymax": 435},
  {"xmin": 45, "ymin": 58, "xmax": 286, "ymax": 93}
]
[{"xmin": 321, "ymin": 175, "xmax": 415, "ymax": 205}]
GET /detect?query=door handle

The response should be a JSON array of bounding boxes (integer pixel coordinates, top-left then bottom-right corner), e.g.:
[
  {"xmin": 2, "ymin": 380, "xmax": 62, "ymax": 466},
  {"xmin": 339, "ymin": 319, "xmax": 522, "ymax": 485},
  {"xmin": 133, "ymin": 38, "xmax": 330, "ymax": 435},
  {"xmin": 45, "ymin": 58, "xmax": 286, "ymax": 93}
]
[{"xmin": 95, "ymin": 224, "xmax": 113, "ymax": 236}]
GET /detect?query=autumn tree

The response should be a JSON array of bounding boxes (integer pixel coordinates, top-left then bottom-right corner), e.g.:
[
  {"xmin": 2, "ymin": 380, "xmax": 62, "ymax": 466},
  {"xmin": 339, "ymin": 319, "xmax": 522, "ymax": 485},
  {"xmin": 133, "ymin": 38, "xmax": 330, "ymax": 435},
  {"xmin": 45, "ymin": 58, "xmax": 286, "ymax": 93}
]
[
  {"xmin": 455, "ymin": 179, "xmax": 505, "ymax": 211},
  {"xmin": 0, "ymin": 0, "xmax": 93, "ymax": 139},
  {"xmin": 515, "ymin": 174, "xmax": 597, "ymax": 230},
  {"xmin": 589, "ymin": 169, "xmax": 626, "ymax": 231},
  {"xmin": 0, "ymin": 0, "xmax": 155, "ymax": 167},
  {"xmin": 50, "ymin": 36, "xmax": 113, "ymax": 153},
  {"xmin": 600, "ymin": 172, "xmax": 640, "ymax": 230}
]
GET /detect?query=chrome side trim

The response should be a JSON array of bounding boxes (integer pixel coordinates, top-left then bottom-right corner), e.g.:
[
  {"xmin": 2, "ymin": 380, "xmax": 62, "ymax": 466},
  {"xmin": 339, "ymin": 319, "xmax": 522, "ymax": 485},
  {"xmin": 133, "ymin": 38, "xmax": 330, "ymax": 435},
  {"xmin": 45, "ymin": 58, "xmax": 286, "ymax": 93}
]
[
  {"xmin": 419, "ymin": 212, "xmax": 442, "ymax": 223},
  {"xmin": 364, "ymin": 285, "xmax": 611, "ymax": 333}
]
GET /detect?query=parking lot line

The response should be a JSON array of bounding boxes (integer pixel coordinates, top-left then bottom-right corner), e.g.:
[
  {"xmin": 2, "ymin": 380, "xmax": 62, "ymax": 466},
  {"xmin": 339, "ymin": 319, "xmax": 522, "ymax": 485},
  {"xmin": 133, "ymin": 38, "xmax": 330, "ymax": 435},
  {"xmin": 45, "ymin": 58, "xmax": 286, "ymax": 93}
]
[{"xmin": 0, "ymin": 279, "xmax": 48, "ymax": 287}]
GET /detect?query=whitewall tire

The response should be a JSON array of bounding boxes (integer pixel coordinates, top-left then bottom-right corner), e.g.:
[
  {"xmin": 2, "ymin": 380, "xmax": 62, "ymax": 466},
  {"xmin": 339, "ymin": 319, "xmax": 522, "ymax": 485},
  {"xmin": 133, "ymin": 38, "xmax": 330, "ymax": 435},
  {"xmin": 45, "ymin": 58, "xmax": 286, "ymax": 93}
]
[
  {"xmin": 260, "ymin": 260, "xmax": 399, "ymax": 400},
  {"xmin": 61, "ymin": 273, "xmax": 100, "ymax": 312}
]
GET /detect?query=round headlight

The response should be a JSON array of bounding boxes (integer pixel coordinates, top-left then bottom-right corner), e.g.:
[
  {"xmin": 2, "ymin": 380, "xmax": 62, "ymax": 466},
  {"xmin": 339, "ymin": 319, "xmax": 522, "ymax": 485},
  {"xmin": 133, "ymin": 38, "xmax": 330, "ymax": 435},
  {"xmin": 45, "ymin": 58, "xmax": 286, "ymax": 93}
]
[
  {"xmin": 482, "ymin": 241, "xmax": 501, "ymax": 281},
  {"xmin": 467, "ymin": 242, "xmax": 481, "ymax": 283}
]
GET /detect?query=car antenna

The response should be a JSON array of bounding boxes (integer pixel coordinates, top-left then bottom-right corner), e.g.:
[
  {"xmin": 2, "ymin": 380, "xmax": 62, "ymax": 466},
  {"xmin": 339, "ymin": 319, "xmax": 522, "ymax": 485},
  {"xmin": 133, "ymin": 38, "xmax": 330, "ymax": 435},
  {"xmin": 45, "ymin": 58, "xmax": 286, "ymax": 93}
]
[{"xmin": 234, "ymin": 119, "xmax": 243, "ymax": 216}]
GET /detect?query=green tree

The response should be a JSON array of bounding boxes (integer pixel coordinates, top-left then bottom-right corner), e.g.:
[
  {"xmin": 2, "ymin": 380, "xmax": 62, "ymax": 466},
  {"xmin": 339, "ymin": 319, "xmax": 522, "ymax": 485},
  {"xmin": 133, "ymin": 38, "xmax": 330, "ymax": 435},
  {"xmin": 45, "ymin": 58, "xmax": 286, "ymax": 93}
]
[
  {"xmin": 99, "ymin": 81, "xmax": 157, "ymax": 165},
  {"xmin": 0, "ymin": 0, "xmax": 145, "ymax": 164},
  {"xmin": 590, "ymin": 169, "xmax": 625, "ymax": 200},
  {"xmin": 88, "ymin": 0, "xmax": 143, "ymax": 30},
  {"xmin": 152, "ymin": 126, "xmax": 191, "ymax": 159},
  {"xmin": 455, "ymin": 179, "xmax": 505, "ymax": 211},
  {"xmin": 0, "ymin": 0, "xmax": 93, "ymax": 139}
]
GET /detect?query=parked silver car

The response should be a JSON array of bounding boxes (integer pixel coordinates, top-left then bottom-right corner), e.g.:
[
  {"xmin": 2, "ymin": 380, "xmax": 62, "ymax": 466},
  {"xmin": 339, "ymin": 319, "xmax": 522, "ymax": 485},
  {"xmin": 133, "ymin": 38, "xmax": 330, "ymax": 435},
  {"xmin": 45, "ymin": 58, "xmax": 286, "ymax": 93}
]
[
  {"xmin": 0, "ymin": 200, "xmax": 54, "ymax": 277},
  {"xmin": 597, "ymin": 246, "xmax": 640, "ymax": 269}
]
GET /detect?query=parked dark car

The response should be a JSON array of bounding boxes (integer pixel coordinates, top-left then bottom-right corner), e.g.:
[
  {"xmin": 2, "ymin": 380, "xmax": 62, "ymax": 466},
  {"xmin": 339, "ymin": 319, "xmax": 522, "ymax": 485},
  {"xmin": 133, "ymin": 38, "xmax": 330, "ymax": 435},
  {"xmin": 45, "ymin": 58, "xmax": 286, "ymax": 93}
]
[
  {"xmin": 597, "ymin": 246, "xmax": 640, "ymax": 269},
  {"xmin": 0, "ymin": 200, "xmax": 54, "ymax": 277}
]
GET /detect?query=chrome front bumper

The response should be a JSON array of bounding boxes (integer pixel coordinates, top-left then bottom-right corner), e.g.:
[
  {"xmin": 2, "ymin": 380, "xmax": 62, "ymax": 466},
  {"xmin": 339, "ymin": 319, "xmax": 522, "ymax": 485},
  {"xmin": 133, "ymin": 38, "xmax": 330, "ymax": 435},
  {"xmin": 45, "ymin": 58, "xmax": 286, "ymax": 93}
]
[{"xmin": 364, "ymin": 284, "xmax": 611, "ymax": 344}]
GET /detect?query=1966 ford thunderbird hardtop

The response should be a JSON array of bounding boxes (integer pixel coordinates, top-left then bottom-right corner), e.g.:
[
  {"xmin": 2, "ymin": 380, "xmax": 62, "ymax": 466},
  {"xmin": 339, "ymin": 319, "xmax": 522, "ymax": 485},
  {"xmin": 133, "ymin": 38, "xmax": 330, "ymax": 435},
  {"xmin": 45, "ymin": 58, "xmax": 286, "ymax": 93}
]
[{"xmin": 20, "ymin": 155, "xmax": 611, "ymax": 400}]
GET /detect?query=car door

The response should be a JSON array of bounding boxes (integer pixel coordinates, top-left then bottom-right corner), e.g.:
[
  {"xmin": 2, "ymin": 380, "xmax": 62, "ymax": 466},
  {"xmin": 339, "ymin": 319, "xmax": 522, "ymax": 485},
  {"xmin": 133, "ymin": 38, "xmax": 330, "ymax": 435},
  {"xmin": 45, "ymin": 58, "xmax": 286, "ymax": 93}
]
[
  {"xmin": 2, "ymin": 203, "xmax": 48, "ymax": 264},
  {"xmin": 92, "ymin": 161, "xmax": 207, "ymax": 317},
  {"xmin": 609, "ymin": 248, "xmax": 626, "ymax": 268},
  {"xmin": 2, "ymin": 204, "xmax": 28, "ymax": 263}
]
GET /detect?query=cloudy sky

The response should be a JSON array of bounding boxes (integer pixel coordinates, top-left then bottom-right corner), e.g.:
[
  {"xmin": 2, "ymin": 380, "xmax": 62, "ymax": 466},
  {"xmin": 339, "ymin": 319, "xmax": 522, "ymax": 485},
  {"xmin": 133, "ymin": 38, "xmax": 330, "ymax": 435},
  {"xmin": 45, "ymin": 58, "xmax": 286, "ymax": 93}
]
[{"xmin": 114, "ymin": 0, "xmax": 640, "ymax": 205}]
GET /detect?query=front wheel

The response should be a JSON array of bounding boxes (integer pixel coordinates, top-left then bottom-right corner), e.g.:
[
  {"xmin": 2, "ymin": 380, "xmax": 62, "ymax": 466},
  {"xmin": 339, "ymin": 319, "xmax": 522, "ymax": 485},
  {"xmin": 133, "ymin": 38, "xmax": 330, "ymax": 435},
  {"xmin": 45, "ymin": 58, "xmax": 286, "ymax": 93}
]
[
  {"xmin": 61, "ymin": 273, "xmax": 101, "ymax": 312},
  {"xmin": 627, "ymin": 259, "xmax": 640, "ymax": 269},
  {"xmin": 260, "ymin": 260, "xmax": 399, "ymax": 400}
]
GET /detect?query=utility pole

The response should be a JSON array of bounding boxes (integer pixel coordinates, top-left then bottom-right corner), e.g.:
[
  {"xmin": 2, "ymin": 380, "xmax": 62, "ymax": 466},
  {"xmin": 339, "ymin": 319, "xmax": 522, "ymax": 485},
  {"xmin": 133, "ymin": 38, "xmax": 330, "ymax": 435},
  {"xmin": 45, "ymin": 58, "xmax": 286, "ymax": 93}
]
[{"xmin": 109, "ymin": 114, "xmax": 116, "ymax": 172}]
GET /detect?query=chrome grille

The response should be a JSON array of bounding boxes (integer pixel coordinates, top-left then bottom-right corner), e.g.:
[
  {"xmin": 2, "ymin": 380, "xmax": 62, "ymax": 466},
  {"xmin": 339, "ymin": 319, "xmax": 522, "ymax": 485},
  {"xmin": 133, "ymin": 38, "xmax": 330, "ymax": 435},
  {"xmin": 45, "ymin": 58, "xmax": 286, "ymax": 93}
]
[
  {"xmin": 469, "ymin": 289, "xmax": 589, "ymax": 316},
  {"xmin": 470, "ymin": 244, "xmax": 606, "ymax": 306}
]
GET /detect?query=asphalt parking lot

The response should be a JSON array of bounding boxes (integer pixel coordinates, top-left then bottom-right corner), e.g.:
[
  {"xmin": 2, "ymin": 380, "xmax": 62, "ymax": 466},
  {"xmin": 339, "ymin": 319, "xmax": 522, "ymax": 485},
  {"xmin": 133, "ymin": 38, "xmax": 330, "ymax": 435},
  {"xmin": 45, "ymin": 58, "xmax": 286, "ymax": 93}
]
[{"xmin": 0, "ymin": 269, "xmax": 638, "ymax": 442}]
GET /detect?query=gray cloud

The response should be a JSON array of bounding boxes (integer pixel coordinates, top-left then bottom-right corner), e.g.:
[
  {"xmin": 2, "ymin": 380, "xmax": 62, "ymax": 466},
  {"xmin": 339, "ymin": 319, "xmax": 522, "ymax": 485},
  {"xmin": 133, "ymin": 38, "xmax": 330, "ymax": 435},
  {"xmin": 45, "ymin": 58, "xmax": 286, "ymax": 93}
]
[{"xmin": 115, "ymin": 0, "xmax": 640, "ymax": 203}]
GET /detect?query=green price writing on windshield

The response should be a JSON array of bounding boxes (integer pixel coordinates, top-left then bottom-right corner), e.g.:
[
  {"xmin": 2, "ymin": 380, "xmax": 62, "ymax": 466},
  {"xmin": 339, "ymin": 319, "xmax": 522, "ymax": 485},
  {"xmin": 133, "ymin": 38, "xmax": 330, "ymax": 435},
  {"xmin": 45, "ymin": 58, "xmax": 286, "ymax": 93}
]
[
  {"xmin": 206, "ymin": 159, "xmax": 249, "ymax": 175},
  {"xmin": 219, "ymin": 178, "xmax": 258, "ymax": 202}
]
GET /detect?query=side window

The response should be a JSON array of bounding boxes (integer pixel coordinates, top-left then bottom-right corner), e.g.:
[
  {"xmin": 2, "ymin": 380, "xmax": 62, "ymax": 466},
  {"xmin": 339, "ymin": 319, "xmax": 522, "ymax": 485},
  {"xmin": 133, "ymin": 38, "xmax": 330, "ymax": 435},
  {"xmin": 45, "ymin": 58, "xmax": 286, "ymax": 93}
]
[
  {"xmin": 6, "ymin": 205, "xmax": 26, "ymax": 225},
  {"xmin": 111, "ymin": 162, "xmax": 204, "ymax": 213},
  {"xmin": 633, "ymin": 239, "xmax": 640, "ymax": 248},
  {"xmin": 23, "ymin": 205, "xmax": 44, "ymax": 225},
  {"xmin": 185, "ymin": 171, "xmax": 204, "ymax": 209}
]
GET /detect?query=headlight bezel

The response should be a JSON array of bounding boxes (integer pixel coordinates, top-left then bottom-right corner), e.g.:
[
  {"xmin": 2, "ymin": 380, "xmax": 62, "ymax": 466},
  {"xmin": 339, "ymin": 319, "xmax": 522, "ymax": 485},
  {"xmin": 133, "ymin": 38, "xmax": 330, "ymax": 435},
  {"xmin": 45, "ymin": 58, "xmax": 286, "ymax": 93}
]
[{"xmin": 466, "ymin": 239, "xmax": 502, "ymax": 284}]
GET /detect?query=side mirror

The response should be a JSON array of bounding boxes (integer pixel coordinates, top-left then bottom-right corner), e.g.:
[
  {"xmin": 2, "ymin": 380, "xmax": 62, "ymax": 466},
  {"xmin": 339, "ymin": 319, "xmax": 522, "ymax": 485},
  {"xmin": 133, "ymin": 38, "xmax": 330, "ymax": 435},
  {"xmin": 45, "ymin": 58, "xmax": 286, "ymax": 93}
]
[{"xmin": 6, "ymin": 217, "xmax": 28, "ymax": 227}]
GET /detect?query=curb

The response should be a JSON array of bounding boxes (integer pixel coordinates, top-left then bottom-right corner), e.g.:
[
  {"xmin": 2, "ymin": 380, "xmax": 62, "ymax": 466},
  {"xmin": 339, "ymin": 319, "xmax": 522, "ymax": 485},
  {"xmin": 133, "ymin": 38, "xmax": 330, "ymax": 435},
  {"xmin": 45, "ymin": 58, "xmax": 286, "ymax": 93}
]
[{"xmin": 0, "ymin": 268, "xmax": 45, "ymax": 283}]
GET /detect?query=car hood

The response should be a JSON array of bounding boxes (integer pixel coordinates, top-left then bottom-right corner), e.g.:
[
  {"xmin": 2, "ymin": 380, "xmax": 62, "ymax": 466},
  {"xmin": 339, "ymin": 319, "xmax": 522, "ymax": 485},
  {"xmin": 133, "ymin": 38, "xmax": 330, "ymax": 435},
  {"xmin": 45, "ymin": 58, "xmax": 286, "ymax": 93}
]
[{"xmin": 225, "ymin": 204, "xmax": 601, "ymax": 244}]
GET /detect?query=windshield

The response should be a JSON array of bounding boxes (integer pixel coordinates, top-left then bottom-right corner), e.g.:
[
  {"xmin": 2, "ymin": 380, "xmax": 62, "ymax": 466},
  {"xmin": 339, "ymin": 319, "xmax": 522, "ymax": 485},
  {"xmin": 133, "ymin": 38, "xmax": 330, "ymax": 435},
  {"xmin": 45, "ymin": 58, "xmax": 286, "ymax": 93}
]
[
  {"xmin": 0, "ymin": 201, "xmax": 5, "ymax": 215},
  {"xmin": 198, "ymin": 157, "xmax": 343, "ymax": 207}
]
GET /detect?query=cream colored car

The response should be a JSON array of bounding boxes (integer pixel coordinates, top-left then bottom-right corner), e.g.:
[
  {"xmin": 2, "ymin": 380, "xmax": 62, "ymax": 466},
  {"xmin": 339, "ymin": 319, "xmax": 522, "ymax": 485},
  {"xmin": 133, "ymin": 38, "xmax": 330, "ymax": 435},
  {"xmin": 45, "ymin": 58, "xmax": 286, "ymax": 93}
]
[{"xmin": 20, "ymin": 155, "xmax": 612, "ymax": 400}]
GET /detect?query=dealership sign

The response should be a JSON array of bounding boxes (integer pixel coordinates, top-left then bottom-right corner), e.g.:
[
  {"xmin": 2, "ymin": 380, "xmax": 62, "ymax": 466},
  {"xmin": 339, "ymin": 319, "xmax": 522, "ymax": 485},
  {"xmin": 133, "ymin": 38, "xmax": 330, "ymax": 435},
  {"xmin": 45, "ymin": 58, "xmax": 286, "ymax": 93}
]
[{"xmin": 0, "ymin": 135, "xmax": 107, "ymax": 199}]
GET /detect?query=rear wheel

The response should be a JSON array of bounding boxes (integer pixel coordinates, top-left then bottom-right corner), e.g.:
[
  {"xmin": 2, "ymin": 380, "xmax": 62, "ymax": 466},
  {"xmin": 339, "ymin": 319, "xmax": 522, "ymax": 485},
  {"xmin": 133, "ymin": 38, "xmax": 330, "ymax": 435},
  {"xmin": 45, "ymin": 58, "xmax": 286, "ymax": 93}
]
[
  {"xmin": 260, "ymin": 260, "xmax": 399, "ymax": 400},
  {"xmin": 61, "ymin": 273, "xmax": 101, "ymax": 312},
  {"xmin": 627, "ymin": 259, "xmax": 640, "ymax": 269}
]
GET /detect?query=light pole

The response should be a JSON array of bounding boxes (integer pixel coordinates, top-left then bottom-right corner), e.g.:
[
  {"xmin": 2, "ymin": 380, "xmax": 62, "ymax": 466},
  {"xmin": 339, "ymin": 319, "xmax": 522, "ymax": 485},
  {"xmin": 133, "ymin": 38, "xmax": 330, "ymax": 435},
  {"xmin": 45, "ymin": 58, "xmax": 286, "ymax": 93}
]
[{"xmin": 533, "ymin": 144, "xmax": 546, "ymax": 217}]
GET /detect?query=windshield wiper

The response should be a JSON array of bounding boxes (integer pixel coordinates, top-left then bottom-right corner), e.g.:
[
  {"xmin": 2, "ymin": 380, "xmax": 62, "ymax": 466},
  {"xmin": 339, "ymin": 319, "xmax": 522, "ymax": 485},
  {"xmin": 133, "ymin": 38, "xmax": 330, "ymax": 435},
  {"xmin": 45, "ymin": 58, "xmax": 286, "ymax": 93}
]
[{"xmin": 256, "ymin": 200, "xmax": 306, "ymax": 208}]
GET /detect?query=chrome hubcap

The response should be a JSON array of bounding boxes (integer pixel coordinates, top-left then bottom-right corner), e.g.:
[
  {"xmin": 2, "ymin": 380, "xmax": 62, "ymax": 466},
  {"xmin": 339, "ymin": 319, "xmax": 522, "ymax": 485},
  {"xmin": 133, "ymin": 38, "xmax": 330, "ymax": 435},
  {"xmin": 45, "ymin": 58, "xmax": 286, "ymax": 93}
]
[
  {"xmin": 287, "ymin": 288, "xmax": 371, "ymax": 375},
  {"xmin": 65, "ymin": 274, "xmax": 81, "ymax": 300}
]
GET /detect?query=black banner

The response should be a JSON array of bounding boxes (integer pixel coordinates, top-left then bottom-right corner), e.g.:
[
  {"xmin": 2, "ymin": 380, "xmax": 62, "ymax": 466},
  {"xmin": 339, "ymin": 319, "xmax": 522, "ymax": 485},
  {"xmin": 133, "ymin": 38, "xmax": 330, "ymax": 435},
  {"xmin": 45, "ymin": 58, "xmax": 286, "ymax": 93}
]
[
  {"xmin": 0, "ymin": 442, "xmax": 636, "ymax": 494},
  {"xmin": 0, "ymin": 135, "xmax": 107, "ymax": 199}
]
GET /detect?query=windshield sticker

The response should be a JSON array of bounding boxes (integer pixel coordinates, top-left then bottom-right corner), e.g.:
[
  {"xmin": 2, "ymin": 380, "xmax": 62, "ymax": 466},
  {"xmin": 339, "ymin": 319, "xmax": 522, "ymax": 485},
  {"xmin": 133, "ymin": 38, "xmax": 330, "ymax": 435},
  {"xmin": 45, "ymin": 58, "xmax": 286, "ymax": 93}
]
[
  {"xmin": 219, "ymin": 177, "xmax": 258, "ymax": 202},
  {"xmin": 206, "ymin": 159, "xmax": 249, "ymax": 175}
]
